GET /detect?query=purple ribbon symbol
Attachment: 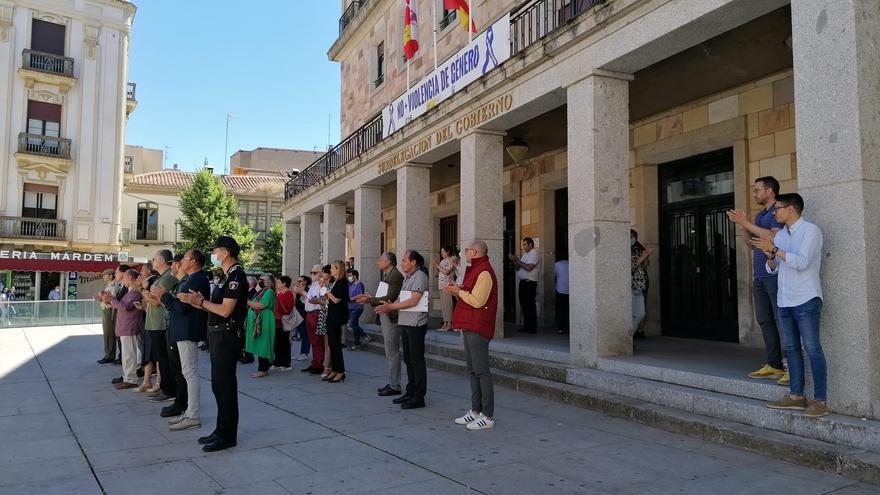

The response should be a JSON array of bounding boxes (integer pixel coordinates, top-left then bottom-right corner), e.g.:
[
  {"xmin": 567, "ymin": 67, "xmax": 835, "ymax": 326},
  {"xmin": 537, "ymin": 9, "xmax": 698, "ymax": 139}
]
[{"xmin": 482, "ymin": 26, "xmax": 499, "ymax": 74}]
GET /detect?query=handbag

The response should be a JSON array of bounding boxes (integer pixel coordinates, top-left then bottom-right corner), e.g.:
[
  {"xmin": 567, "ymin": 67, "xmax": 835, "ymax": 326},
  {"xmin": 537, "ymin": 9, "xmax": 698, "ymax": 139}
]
[
  {"xmin": 282, "ymin": 309, "xmax": 303, "ymax": 332},
  {"xmin": 253, "ymin": 309, "xmax": 263, "ymax": 338}
]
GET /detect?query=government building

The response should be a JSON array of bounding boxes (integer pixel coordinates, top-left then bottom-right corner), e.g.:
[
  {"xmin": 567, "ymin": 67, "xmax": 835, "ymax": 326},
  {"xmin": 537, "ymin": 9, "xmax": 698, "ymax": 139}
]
[{"xmin": 281, "ymin": 0, "xmax": 877, "ymax": 435}]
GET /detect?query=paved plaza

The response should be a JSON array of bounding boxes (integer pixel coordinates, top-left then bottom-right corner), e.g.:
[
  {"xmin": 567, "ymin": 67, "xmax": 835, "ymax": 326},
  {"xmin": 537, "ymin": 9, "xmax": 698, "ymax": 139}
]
[{"xmin": 0, "ymin": 324, "xmax": 875, "ymax": 495}]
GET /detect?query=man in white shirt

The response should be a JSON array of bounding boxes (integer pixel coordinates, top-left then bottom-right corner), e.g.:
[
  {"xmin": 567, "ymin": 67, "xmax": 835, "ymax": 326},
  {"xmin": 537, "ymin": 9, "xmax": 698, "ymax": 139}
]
[
  {"xmin": 509, "ymin": 237, "xmax": 540, "ymax": 334},
  {"xmin": 48, "ymin": 286, "xmax": 62, "ymax": 301},
  {"xmin": 752, "ymin": 193, "xmax": 828, "ymax": 419},
  {"xmin": 554, "ymin": 258, "xmax": 569, "ymax": 334}
]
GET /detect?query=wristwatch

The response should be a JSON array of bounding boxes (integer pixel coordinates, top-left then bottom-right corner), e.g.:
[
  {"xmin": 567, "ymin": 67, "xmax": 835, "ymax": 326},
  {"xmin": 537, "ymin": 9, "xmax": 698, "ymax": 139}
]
[{"xmin": 770, "ymin": 246, "xmax": 779, "ymax": 254}]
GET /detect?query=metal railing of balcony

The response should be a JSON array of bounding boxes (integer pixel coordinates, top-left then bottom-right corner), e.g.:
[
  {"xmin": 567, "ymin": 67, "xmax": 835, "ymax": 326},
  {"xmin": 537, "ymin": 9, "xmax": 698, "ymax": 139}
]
[
  {"xmin": 439, "ymin": 9, "xmax": 458, "ymax": 30},
  {"xmin": 339, "ymin": 0, "xmax": 367, "ymax": 35},
  {"xmin": 287, "ymin": 0, "xmax": 604, "ymax": 203},
  {"xmin": 285, "ymin": 114, "xmax": 382, "ymax": 201},
  {"xmin": 0, "ymin": 216, "xmax": 67, "ymax": 240},
  {"xmin": 18, "ymin": 132, "xmax": 72, "ymax": 160},
  {"xmin": 511, "ymin": 0, "xmax": 605, "ymax": 53},
  {"xmin": 22, "ymin": 49, "xmax": 74, "ymax": 77},
  {"xmin": 119, "ymin": 227, "xmax": 131, "ymax": 245},
  {"xmin": 127, "ymin": 82, "xmax": 137, "ymax": 100},
  {"xmin": 132, "ymin": 223, "xmax": 163, "ymax": 242},
  {"xmin": 124, "ymin": 156, "xmax": 134, "ymax": 173},
  {"xmin": 0, "ymin": 300, "xmax": 103, "ymax": 329}
]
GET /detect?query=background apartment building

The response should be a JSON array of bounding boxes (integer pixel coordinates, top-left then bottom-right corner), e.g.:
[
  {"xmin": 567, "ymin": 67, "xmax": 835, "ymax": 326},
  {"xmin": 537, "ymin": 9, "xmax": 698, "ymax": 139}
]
[{"xmin": 0, "ymin": 0, "xmax": 136, "ymax": 300}]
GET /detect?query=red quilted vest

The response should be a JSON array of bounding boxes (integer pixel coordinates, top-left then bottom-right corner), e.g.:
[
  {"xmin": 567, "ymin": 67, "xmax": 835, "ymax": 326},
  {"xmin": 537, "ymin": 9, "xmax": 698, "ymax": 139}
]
[{"xmin": 451, "ymin": 255, "xmax": 498, "ymax": 339}]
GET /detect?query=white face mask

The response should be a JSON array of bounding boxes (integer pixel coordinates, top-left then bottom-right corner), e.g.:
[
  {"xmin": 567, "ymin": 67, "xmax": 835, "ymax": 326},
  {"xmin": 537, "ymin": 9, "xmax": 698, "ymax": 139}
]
[
  {"xmin": 347, "ymin": 276, "xmax": 353, "ymax": 283},
  {"xmin": 210, "ymin": 253, "xmax": 221, "ymax": 266}
]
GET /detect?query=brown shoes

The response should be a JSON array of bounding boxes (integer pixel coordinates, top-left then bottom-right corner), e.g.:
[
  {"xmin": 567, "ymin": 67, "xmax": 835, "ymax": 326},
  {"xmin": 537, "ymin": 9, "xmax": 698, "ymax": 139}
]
[
  {"xmin": 803, "ymin": 401, "xmax": 829, "ymax": 418},
  {"xmin": 765, "ymin": 395, "xmax": 808, "ymax": 410},
  {"xmin": 114, "ymin": 382, "xmax": 138, "ymax": 390}
]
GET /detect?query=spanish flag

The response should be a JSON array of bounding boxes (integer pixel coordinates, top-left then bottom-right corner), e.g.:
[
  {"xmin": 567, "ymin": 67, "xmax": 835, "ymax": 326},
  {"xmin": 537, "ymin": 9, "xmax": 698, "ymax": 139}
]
[
  {"xmin": 444, "ymin": 0, "xmax": 477, "ymax": 33},
  {"xmin": 403, "ymin": 0, "xmax": 420, "ymax": 60}
]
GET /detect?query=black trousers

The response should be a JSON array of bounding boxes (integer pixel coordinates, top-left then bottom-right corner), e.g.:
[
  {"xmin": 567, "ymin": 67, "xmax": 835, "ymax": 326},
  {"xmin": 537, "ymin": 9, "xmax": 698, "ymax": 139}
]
[
  {"xmin": 209, "ymin": 328, "xmax": 243, "ymax": 443},
  {"xmin": 273, "ymin": 323, "xmax": 291, "ymax": 368},
  {"xmin": 555, "ymin": 292, "xmax": 569, "ymax": 331},
  {"xmin": 518, "ymin": 280, "xmax": 538, "ymax": 331},
  {"xmin": 326, "ymin": 323, "xmax": 345, "ymax": 373},
  {"xmin": 401, "ymin": 324, "xmax": 428, "ymax": 402},
  {"xmin": 156, "ymin": 330, "xmax": 177, "ymax": 397},
  {"xmin": 258, "ymin": 357, "xmax": 272, "ymax": 372},
  {"xmin": 167, "ymin": 340, "xmax": 188, "ymax": 412}
]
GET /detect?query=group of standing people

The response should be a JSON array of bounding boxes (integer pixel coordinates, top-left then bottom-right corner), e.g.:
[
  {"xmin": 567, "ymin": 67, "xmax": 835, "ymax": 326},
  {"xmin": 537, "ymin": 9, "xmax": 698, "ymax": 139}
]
[{"xmin": 95, "ymin": 236, "xmax": 255, "ymax": 451}]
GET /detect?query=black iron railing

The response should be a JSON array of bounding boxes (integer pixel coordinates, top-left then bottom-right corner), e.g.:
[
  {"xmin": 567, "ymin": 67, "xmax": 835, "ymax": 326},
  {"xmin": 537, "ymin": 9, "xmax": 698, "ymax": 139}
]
[
  {"xmin": 126, "ymin": 82, "xmax": 137, "ymax": 100},
  {"xmin": 285, "ymin": 115, "xmax": 382, "ymax": 200},
  {"xmin": 0, "ymin": 216, "xmax": 66, "ymax": 240},
  {"xmin": 511, "ymin": 0, "xmax": 605, "ymax": 53},
  {"xmin": 288, "ymin": 0, "xmax": 605, "ymax": 202},
  {"xmin": 18, "ymin": 132, "xmax": 71, "ymax": 160},
  {"xmin": 339, "ymin": 0, "xmax": 367, "ymax": 35},
  {"xmin": 22, "ymin": 49, "xmax": 74, "ymax": 77},
  {"xmin": 439, "ymin": 9, "xmax": 457, "ymax": 30}
]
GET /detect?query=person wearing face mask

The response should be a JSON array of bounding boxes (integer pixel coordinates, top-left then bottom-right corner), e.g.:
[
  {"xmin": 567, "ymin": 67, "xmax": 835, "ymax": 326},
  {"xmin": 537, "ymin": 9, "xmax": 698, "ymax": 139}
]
[
  {"xmin": 179, "ymin": 235, "xmax": 249, "ymax": 452},
  {"xmin": 630, "ymin": 229, "xmax": 654, "ymax": 341},
  {"xmin": 245, "ymin": 273, "xmax": 277, "ymax": 378},
  {"xmin": 346, "ymin": 269, "xmax": 366, "ymax": 350}
]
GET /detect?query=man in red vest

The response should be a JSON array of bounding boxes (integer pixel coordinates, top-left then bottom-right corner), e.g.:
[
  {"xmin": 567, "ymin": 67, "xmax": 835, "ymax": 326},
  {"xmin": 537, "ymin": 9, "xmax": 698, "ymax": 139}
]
[{"xmin": 443, "ymin": 240, "xmax": 498, "ymax": 431}]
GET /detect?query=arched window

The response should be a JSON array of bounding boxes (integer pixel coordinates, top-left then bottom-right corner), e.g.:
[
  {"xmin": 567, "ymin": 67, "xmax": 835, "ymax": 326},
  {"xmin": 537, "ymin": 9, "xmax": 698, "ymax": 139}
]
[{"xmin": 136, "ymin": 201, "xmax": 158, "ymax": 240}]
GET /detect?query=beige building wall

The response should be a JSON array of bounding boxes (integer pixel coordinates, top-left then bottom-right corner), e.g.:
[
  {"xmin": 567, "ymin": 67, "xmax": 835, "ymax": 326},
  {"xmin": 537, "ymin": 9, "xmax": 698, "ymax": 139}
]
[
  {"xmin": 230, "ymin": 148, "xmax": 323, "ymax": 175},
  {"xmin": 124, "ymin": 145, "xmax": 164, "ymax": 175}
]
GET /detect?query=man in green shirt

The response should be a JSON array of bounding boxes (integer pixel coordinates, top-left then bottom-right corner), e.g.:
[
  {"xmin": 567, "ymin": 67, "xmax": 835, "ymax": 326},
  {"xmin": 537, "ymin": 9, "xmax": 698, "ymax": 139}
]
[{"xmin": 141, "ymin": 250, "xmax": 179, "ymax": 404}]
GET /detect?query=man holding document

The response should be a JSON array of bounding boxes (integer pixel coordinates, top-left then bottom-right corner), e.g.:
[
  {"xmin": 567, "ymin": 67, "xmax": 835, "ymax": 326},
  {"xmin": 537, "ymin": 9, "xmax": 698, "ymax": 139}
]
[
  {"xmin": 375, "ymin": 250, "xmax": 430, "ymax": 410},
  {"xmin": 353, "ymin": 252, "xmax": 405, "ymax": 397}
]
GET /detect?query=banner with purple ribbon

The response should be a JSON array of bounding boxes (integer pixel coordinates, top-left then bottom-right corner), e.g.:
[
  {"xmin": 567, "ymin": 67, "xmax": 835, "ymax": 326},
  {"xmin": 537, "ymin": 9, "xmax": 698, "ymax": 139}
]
[{"xmin": 382, "ymin": 13, "xmax": 510, "ymax": 139}]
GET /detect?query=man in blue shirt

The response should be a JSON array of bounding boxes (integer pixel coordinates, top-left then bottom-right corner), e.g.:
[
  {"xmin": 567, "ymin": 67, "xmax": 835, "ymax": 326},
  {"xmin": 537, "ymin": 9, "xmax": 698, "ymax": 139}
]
[
  {"xmin": 727, "ymin": 177, "xmax": 787, "ymax": 384},
  {"xmin": 752, "ymin": 193, "xmax": 827, "ymax": 418}
]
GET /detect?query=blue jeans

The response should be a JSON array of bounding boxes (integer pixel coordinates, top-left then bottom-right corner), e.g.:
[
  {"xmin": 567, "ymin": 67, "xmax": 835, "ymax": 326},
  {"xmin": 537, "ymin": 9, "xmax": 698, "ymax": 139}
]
[
  {"xmin": 296, "ymin": 321, "xmax": 310, "ymax": 355},
  {"xmin": 348, "ymin": 307, "xmax": 365, "ymax": 345},
  {"xmin": 778, "ymin": 297, "xmax": 826, "ymax": 401}
]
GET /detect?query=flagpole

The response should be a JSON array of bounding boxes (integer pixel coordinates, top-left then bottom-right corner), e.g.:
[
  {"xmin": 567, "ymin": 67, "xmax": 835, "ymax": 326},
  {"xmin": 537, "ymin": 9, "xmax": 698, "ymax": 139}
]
[
  {"xmin": 468, "ymin": 0, "xmax": 474, "ymax": 43},
  {"xmin": 432, "ymin": 0, "xmax": 438, "ymax": 69}
]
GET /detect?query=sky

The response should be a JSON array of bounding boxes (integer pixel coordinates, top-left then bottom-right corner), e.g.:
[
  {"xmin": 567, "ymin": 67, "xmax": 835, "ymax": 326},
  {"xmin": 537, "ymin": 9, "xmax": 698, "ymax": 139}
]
[{"xmin": 125, "ymin": 1, "xmax": 342, "ymax": 173}]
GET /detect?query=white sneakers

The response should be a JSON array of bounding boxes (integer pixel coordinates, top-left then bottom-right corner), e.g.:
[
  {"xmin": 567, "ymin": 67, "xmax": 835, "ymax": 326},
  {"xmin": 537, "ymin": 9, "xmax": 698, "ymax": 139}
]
[
  {"xmin": 293, "ymin": 354, "xmax": 309, "ymax": 361},
  {"xmin": 454, "ymin": 410, "xmax": 495, "ymax": 430},
  {"xmin": 169, "ymin": 417, "xmax": 201, "ymax": 431}
]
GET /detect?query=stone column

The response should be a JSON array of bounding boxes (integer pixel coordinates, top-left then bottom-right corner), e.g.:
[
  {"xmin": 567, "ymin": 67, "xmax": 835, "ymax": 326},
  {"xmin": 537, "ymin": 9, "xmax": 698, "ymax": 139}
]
[
  {"xmin": 355, "ymin": 186, "xmax": 383, "ymax": 318},
  {"xmin": 566, "ymin": 71, "xmax": 633, "ymax": 367},
  {"xmin": 460, "ymin": 130, "xmax": 505, "ymax": 337},
  {"xmin": 395, "ymin": 164, "xmax": 431, "ymax": 256},
  {"xmin": 281, "ymin": 221, "xmax": 301, "ymax": 278},
  {"xmin": 300, "ymin": 212, "xmax": 321, "ymax": 273},
  {"xmin": 322, "ymin": 202, "xmax": 347, "ymax": 264},
  {"xmin": 791, "ymin": 0, "xmax": 880, "ymax": 418}
]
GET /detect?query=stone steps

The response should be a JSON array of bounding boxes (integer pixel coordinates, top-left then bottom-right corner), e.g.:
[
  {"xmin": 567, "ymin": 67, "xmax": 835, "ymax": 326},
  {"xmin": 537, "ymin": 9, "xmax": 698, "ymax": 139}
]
[{"xmin": 358, "ymin": 327, "xmax": 880, "ymax": 485}]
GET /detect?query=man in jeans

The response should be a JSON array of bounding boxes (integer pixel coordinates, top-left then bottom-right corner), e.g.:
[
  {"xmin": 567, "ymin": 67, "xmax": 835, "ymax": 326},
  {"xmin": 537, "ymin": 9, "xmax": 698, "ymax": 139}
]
[
  {"xmin": 727, "ymin": 176, "xmax": 787, "ymax": 384},
  {"xmin": 158, "ymin": 249, "xmax": 210, "ymax": 430},
  {"xmin": 445, "ymin": 240, "xmax": 498, "ymax": 431},
  {"xmin": 753, "ymin": 193, "xmax": 828, "ymax": 418},
  {"xmin": 354, "ymin": 252, "xmax": 404, "ymax": 397}
]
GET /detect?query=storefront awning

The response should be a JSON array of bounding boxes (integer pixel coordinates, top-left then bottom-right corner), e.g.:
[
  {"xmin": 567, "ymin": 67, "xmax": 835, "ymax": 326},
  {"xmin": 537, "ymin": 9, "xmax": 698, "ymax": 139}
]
[{"xmin": 0, "ymin": 258, "xmax": 119, "ymax": 273}]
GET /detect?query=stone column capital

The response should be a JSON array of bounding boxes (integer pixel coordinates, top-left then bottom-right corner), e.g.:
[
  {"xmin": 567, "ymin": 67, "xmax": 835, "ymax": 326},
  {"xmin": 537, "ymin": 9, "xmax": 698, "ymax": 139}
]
[
  {"xmin": 354, "ymin": 185, "xmax": 383, "ymax": 191},
  {"xmin": 458, "ymin": 128, "xmax": 507, "ymax": 140},
  {"xmin": 397, "ymin": 162, "xmax": 433, "ymax": 170},
  {"xmin": 567, "ymin": 68, "xmax": 634, "ymax": 89}
]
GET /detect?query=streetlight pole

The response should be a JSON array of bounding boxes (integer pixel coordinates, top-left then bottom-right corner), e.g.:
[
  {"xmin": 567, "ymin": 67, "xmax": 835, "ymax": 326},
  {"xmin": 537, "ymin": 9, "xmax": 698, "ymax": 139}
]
[{"xmin": 224, "ymin": 113, "xmax": 232, "ymax": 175}]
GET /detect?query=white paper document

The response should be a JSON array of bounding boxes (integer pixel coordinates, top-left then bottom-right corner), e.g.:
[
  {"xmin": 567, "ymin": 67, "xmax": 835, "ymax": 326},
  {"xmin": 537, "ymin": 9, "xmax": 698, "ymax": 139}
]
[
  {"xmin": 398, "ymin": 290, "xmax": 429, "ymax": 312},
  {"xmin": 375, "ymin": 282, "xmax": 389, "ymax": 299}
]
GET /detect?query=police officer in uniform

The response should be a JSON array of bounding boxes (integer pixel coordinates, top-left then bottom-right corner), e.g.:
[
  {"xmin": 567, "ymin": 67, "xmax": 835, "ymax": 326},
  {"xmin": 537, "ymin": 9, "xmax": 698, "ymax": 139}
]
[{"xmin": 179, "ymin": 235, "xmax": 249, "ymax": 452}]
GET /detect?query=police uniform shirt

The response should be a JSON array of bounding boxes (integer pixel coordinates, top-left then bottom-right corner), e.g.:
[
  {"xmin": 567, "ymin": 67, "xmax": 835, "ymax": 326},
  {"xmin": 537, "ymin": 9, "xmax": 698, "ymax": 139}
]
[{"xmin": 208, "ymin": 264, "xmax": 250, "ymax": 326}]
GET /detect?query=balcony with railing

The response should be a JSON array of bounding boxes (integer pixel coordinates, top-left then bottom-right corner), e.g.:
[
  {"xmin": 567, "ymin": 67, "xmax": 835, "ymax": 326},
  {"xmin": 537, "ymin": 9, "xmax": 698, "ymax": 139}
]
[
  {"xmin": 0, "ymin": 216, "xmax": 67, "ymax": 241},
  {"xmin": 124, "ymin": 156, "xmax": 134, "ymax": 174},
  {"xmin": 293, "ymin": 0, "xmax": 606, "ymax": 203},
  {"xmin": 19, "ymin": 49, "xmax": 75, "ymax": 90},
  {"xmin": 126, "ymin": 82, "xmax": 137, "ymax": 115},
  {"xmin": 15, "ymin": 132, "xmax": 73, "ymax": 173}
]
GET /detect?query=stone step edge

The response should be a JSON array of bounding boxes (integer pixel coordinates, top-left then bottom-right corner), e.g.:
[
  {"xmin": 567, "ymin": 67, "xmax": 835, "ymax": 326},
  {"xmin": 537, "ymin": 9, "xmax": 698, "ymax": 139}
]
[
  {"xmin": 360, "ymin": 327, "xmax": 777, "ymax": 402},
  {"xmin": 358, "ymin": 340, "xmax": 880, "ymax": 486},
  {"xmin": 360, "ymin": 327, "xmax": 574, "ymax": 383}
]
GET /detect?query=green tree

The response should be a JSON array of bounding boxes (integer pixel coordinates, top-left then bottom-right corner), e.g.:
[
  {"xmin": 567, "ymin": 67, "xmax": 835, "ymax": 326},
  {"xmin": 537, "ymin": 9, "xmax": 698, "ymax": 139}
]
[
  {"xmin": 175, "ymin": 169, "xmax": 258, "ymax": 266},
  {"xmin": 260, "ymin": 221, "xmax": 283, "ymax": 275}
]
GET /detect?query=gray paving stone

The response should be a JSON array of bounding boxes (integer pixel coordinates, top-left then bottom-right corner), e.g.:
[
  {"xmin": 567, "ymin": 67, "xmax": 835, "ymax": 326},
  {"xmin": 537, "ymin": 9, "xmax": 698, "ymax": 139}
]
[
  {"xmin": 454, "ymin": 462, "xmax": 612, "ymax": 494},
  {"xmin": 274, "ymin": 458, "xmax": 439, "ymax": 494},
  {"xmin": 0, "ymin": 456, "xmax": 92, "ymax": 487},
  {"xmin": 0, "ymin": 473, "xmax": 102, "ymax": 495},
  {"xmin": 192, "ymin": 446, "xmax": 313, "ymax": 487},
  {"xmin": 275, "ymin": 435, "xmax": 397, "ymax": 471},
  {"xmin": 98, "ymin": 460, "xmax": 222, "ymax": 495},
  {"xmin": 0, "ymin": 435, "xmax": 82, "ymax": 466}
]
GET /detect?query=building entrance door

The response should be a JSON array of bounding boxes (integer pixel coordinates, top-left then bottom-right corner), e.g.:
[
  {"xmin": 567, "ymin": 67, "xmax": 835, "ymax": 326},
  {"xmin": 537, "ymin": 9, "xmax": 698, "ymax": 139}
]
[
  {"xmin": 659, "ymin": 149, "xmax": 738, "ymax": 342},
  {"xmin": 503, "ymin": 201, "xmax": 517, "ymax": 323}
]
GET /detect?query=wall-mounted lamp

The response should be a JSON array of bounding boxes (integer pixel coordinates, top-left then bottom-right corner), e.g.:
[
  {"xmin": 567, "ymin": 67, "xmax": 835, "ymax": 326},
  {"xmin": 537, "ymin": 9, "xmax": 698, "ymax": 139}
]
[{"xmin": 505, "ymin": 138, "xmax": 529, "ymax": 162}]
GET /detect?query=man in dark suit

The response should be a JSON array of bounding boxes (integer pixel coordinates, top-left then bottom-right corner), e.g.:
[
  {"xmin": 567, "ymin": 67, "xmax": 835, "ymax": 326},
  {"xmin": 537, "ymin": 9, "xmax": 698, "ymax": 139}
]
[{"xmin": 157, "ymin": 249, "xmax": 210, "ymax": 431}]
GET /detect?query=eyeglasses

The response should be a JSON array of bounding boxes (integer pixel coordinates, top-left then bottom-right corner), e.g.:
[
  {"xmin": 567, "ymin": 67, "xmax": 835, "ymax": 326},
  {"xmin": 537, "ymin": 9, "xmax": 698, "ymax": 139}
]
[
  {"xmin": 752, "ymin": 187, "xmax": 768, "ymax": 193},
  {"xmin": 775, "ymin": 203, "xmax": 791, "ymax": 211},
  {"xmin": 465, "ymin": 248, "xmax": 477, "ymax": 253}
]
